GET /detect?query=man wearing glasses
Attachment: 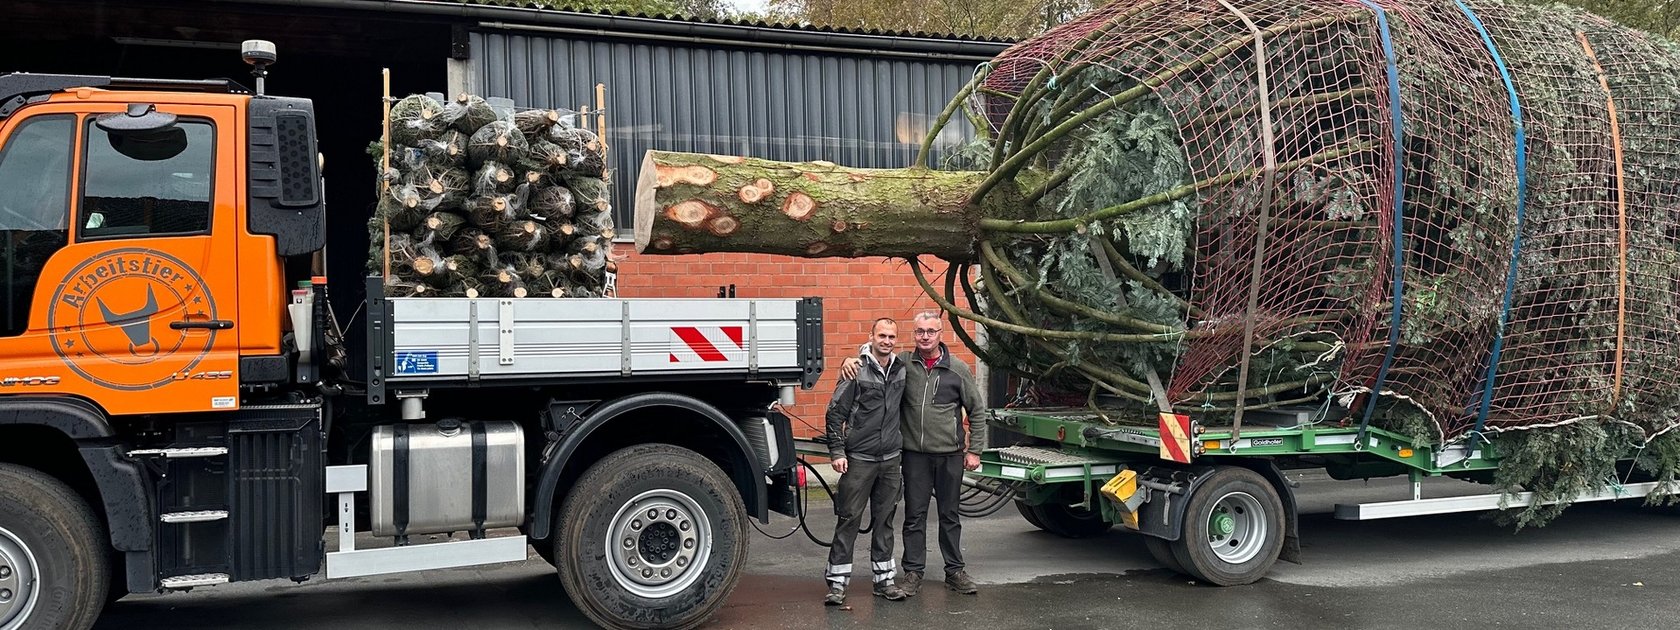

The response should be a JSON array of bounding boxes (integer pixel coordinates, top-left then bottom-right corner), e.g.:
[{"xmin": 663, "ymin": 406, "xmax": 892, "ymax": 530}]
[{"xmin": 841, "ymin": 311, "xmax": 984, "ymax": 596}]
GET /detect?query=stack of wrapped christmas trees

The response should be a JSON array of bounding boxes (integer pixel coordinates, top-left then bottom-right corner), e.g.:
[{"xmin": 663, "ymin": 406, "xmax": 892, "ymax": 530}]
[{"xmin": 370, "ymin": 92, "xmax": 615, "ymax": 298}]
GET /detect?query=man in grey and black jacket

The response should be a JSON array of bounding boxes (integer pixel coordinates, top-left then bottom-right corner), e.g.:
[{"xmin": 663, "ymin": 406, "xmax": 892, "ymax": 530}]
[
  {"xmin": 841, "ymin": 311, "xmax": 985, "ymax": 596},
  {"xmin": 822, "ymin": 318, "xmax": 911, "ymax": 605}
]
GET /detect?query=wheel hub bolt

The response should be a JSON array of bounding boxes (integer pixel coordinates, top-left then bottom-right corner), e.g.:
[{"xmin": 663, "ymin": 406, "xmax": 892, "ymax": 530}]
[
  {"xmin": 642, "ymin": 568, "xmax": 654, "ymax": 578},
  {"xmin": 648, "ymin": 509, "xmax": 659, "ymax": 520},
  {"xmin": 666, "ymin": 509, "xmax": 677, "ymax": 520},
  {"xmin": 679, "ymin": 521, "xmax": 690, "ymax": 532},
  {"xmin": 0, "ymin": 588, "xmax": 11, "ymax": 602},
  {"xmin": 0, "ymin": 566, "xmax": 10, "ymax": 579},
  {"xmin": 684, "ymin": 538, "xmax": 694, "ymax": 549},
  {"xmin": 660, "ymin": 568, "xmax": 671, "ymax": 578},
  {"xmin": 631, "ymin": 519, "xmax": 642, "ymax": 530}
]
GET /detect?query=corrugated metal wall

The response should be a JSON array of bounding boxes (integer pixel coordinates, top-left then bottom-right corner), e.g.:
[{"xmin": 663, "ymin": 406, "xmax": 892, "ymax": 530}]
[{"xmin": 471, "ymin": 30, "xmax": 980, "ymax": 229}]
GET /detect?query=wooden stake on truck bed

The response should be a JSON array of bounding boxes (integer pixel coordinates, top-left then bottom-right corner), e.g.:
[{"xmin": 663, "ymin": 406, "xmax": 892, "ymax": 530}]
[{"xmin": 382, "ymin": 67, "xmax": 393, "ymax": 281}]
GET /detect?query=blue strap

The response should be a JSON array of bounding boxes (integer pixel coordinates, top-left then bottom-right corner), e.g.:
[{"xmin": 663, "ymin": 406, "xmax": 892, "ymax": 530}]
[
  {"xmin": 1356, "ymin": 0, "xmax": 1407, "ymax": 439},
  {"xmin": 1453, "ymin": 0, "xmax": 1528, "ymax": 445}
]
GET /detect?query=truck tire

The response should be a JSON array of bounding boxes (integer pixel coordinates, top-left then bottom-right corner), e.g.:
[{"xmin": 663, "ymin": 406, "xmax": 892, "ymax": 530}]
[
  {"xmin": 1027, "ymin": 500, "xmax": 1114, "ymax": 538},
  {"xmin": 0, "ymin": 463, "xmax": 109, "ymax": 630},
  {"xmin": 527, "ymin": 534, "xmax": 557, "ymax": 567},
  {"xmin": 1168, "ymin": 466, "xmax": 1285, "ymax": 586},
  {"xmin": 554, "ymin": 444, "xmax": 747, "ymax": 630}
]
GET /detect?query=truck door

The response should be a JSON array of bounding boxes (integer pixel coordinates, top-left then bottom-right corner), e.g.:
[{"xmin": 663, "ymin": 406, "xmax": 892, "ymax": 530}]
[{"xmin": 0, "ymin": 101, "xmax": 241, "ymax": 415}]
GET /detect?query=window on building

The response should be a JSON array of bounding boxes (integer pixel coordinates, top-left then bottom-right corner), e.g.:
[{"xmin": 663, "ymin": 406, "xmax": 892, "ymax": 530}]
[
  {"xmin": 80, "ymin": 118, "xmax": 213, "ymax": 239},
  {"xmin": 0, "ymin": 114, "xmax": 74, "ymax": 336}
]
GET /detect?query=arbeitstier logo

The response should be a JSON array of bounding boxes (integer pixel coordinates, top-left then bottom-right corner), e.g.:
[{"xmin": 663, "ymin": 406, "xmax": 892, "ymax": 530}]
[{"xmin": 48, "ymin": 248, "xmax": 218, "ymax": 391}]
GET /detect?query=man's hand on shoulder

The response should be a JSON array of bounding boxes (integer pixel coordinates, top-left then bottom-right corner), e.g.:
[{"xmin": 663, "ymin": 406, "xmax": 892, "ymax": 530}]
[{"xmin": 839, "ymin": 356, "xmax": 863, "ymax": 380}]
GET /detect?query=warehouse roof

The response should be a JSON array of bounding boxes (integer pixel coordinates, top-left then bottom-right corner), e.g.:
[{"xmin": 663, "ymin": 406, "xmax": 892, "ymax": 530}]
[
  {"xmin": 321, "ymin": 0, "xmax": 1013, "ymax": 59},
  {"xmin": 448, "ymin": 0, "xmax": 1014, "ymax": 43}
]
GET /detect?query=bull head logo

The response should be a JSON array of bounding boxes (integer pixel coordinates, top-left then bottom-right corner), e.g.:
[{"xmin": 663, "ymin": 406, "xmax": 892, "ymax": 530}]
[{"xmin": 96, "ymin": 287, "xmax": 160, "ymax": 357}]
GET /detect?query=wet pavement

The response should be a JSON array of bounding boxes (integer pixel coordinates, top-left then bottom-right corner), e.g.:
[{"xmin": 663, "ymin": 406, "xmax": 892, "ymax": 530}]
[{"xmin": 98, "ymin": 472, "xmax": 1680, "ymax": 629}]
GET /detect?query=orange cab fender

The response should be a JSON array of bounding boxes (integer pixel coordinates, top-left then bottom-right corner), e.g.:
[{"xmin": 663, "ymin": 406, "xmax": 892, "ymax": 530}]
[{"xmin": 0, "ymin": 396, "xmax": 153, "ymax": 553}]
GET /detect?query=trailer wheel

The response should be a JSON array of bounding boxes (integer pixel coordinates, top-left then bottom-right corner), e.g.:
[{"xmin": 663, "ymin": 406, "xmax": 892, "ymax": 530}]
[
  {"xmin": 1141, "ymin": 536, "xmax": 1187, "ymax": 575},
  {"xmin": 1014, "ymin": 500, "xmax": 1048, "ymax": 531},
  {"xmin": 1025, "ymin": 485, "xmax": 1113, "ymax": 538},
  {"xmin": 554, "ymin": 444, "xmax": 747, "ymax": 630},
  {"xmin": 1168, "ymin": 466, "xmax": 1284, "ymax": 586},
  {"xmin": 0, "ymin": 463, "xmax": 109, "ymax": 630}
]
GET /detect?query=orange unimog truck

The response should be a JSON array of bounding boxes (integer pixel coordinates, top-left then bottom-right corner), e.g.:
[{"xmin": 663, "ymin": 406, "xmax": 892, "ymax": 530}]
[{"xmin": 0, "ymin": 41, "xmax": 820, "ymax": 630}]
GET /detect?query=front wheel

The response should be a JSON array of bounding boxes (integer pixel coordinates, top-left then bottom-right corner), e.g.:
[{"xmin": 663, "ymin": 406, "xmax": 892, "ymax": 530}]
[
  {"xmin": 0, "ymin": 463, "xmax": 109, "ymax": 630},
  {"xmin": 554, "ymin": 444, "xmax": 747, "ymax": 630},
  {"xmin": 1168, "ymin": 466, "xmax": 1285, "ymax": 586}
]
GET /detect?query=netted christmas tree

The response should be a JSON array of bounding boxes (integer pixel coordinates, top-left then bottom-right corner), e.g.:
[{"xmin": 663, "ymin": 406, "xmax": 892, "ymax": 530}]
[
  {"xmin": 632, "ymin": 0, "xmax": 1680, "ymax": 523},
  {"xmin": 369, "ymin": 92, "xmax": 616, "ymax": 298}
]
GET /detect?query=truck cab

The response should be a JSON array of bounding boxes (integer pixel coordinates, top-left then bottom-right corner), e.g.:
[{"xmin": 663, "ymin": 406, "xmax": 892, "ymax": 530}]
[{"xmin": 0, "ymin": 59, "xmax": 817, "ymax": 630}]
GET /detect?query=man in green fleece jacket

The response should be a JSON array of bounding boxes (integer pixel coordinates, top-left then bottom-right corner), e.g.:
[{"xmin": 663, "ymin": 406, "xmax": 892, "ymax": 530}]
[{"xmin": 842, "ymin": 310, "xmax": 985, "ymax": 595}]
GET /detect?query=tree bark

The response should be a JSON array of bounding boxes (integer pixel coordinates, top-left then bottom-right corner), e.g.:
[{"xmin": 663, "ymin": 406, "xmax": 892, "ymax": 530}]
[{"xmin": 634, "ymin": 151, "xmax": 1027, "ymax": 261}]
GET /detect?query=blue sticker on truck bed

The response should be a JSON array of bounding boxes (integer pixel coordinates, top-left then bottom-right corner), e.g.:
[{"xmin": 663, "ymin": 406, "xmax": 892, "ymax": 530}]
[{"xmin": 394, "ymin": 351, "xmax": 439, "ymax": 375}]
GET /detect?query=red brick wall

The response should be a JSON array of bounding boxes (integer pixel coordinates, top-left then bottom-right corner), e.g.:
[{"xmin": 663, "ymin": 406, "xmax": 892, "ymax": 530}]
[{"xmin": 612, "ymin": 245, "xmax": 978, "ymax": 438}]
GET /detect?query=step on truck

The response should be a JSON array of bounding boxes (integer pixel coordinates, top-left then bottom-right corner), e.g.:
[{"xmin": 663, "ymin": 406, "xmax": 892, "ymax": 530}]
[{"xmin": 0, "ymin": 42, "xmax": 821, "ymax": 630}]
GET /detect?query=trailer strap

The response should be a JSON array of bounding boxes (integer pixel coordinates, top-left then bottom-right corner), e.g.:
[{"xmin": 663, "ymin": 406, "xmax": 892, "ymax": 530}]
[
  {"xmin": 1355, "ymin": 0, "xmax": 1407, "ymax": 441},
  {"xmin": 1455, "ymin": 0, "xmax": 1529, "ymax": 445},
  {"xmin": 1575, "ymin": 30, "xmax": 1629, "ymax": 411}
]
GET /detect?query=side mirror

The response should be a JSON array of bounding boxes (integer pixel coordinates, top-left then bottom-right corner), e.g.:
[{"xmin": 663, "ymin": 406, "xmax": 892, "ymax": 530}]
[
  {"xmin": 96, "ymin": 104, "xmax": 186, "ymax": 161},
  {"xmin": 95, "ymin": 102, "xmax": 177, "ymax": 134}
]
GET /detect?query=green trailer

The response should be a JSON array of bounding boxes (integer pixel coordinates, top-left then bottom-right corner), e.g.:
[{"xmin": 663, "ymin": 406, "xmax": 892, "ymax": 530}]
[{"xmin": 977, "ymin": 406, "xmax": 1674, "ymax": 586}]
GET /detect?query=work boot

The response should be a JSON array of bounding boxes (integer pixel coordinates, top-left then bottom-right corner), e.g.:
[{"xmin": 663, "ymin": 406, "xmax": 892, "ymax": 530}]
[
  {"xmin": 824, "ymin": 586, "xmax": 846, "ymax": 606},
  {"xmin": 945, "ymin": 570, "xmax": 979, "ymax": 594},
  {"xmin": 897, "ymin": 571, "xmax": 923, "ymax": 597},
  {"xmin": 873, "ymin": 581, "xmax": 908, "ymax": 601}
]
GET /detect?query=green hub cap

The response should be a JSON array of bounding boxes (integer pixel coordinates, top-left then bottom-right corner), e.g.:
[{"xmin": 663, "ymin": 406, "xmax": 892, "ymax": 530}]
[{"xmin": 1210, "ymin": 510, "xmax": 1236, "ymax": 537}]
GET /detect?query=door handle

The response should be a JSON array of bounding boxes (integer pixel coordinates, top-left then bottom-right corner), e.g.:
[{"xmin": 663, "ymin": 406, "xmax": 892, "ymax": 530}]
[{"xmin": 170, "ymin": 320, "xmax": 233, "ymax": 330}]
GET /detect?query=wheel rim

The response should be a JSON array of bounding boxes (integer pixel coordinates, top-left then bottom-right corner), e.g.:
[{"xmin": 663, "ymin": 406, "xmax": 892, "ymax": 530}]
[
  {"xmin": 604, "ymin": 488, "xmax": 713, "ymax": 599},
  {"xmin": 1206, "ymin": 491, "xmax": 1267, "ymax": 565},
  {"xmin": 0, "ymin": 526, "xmax": 41, "ymax": 630}
]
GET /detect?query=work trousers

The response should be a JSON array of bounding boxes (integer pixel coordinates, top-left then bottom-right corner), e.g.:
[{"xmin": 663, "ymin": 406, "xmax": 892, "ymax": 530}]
[
  {"xmin": 901, "ymin": 450, "xmax": 965, "ymax": 575},
  {"xmin": 825, "ymin": 457, "xmax": 902, "ymax": 587}
]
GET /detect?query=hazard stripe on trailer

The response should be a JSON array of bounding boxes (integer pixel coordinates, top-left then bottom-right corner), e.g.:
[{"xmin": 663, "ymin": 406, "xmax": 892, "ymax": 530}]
[
  {"xmin": 1158, "ymin": 412, "xmax": 1193, "ymax": 464},
  {"xmin": 669, "ymin": 326, "xmax": 746, "ymax": 363}
]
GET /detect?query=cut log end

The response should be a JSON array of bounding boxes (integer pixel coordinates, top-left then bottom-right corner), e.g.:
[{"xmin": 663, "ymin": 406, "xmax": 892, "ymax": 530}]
[{"xmin": 513, "ymin": 287, "xmax": 528, "ymax": 298}]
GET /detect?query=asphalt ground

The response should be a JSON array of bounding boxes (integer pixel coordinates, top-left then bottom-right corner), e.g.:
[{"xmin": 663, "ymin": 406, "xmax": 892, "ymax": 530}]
[{"xmin": 97, "ymin": 471, "xmax": 1680, "ymax": 629}]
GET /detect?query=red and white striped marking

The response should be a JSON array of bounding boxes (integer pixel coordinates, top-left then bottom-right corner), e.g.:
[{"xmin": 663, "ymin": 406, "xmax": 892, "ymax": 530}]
[
  {"xmin": 668, "ymin": 326, "xmax": 745, "ymax": 363},
  {"xmin": 1158, "ymin": 412, "xmax": 1193, "ymax": 464}
]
